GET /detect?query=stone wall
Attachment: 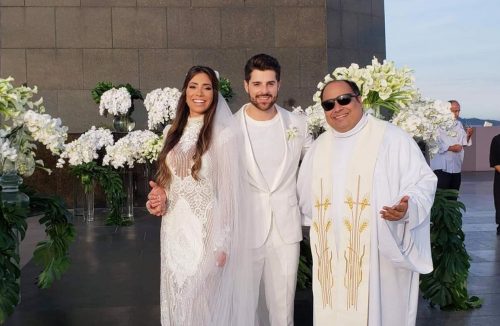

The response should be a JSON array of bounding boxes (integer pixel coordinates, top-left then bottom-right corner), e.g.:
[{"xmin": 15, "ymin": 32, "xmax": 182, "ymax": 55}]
[
  {"xmin": 1, "ymin": 0, "xmax": 385, "ymax": 203},
  {"xmin": 326, "ymin": 0, "xmax": 385, "ymax": 70},
  {"xmin": 1, "ymin": 0, "xmax": 384, "ymax": 132}
]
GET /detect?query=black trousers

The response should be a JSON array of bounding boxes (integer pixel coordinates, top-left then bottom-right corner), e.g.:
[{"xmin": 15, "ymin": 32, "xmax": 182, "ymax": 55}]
[
  {"xmin": 434, "ymin": 169, "xmax": 462, "ymax": 191},
  {"xmin": 494, "ymin": 172, "xmax": 500, "ymax": 225}
]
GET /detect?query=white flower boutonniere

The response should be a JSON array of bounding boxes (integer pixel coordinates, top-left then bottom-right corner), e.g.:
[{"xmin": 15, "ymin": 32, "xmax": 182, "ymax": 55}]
[{"xmin": 286, "ymin": 126, "xmax": 299, "ymax": 141}]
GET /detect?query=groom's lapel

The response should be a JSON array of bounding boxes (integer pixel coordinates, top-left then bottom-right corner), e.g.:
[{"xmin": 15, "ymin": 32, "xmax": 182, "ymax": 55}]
[
  {"xmin": 238, "ymin": 106, "xmax": 270, "ymax": 192},
  {"xmin": 269, "ymin": 106, "xmax": 290, "ymax": 192}
]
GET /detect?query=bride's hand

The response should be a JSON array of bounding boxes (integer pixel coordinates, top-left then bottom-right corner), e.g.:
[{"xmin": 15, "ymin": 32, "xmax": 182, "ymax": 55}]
[
  {"xmin": 215, "ymin": 251, "xmax": 227, "ymax": 268},
  {"xmin": 146, "ymin": 181, "xmax": 167, "ymax": 216}
]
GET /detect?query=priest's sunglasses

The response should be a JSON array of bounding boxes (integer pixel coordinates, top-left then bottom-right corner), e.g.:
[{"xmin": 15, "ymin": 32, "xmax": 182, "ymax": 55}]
[{"xmin": 321, "ymin": 93, "xmax": 359, "ymax": 111}]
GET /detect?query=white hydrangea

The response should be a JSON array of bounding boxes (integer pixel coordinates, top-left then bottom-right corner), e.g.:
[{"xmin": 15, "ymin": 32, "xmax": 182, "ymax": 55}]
[
  {"xmin": 19, "ymin": 110, "xmax": 68, "ymax": 154},
  {"xmin": 99, "ymin": 87, "xmax": 132, "ymax": 116},
  {"xmin": 144, "ymin": 87, "xmax": 181, "ymax": 130},
  {"xmin": 57, "ymin": 127, "xmax": 114, "ymax": 167},
  {"xmin": 103, "ymin": 130, "xmax": 163, "ymax": 169},
  {"xmin": 391, "ymin": 98, "xmax": 455, "ymax": 157}
]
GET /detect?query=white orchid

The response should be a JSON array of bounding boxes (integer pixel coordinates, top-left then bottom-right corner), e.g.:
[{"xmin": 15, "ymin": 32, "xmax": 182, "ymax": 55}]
[
  {"xmin": 144, "ymin": 87, "xmax": 181, "ymax": 130},
  {"xmin": 56, "ymin": 127, "xmax": 114, "ymax": 168},
  {"xmin": 1, "ymin": 77, "xmax": 69, "ymax": 176},
  {"xmin": 99, "ymin": 87, "xmax": 132, "ymax": 116},
  {"xmin": 18, "ymin": 110, "xmax": 68, "ymax": 154},
  {"xmin": 103, "ymin": 130, "xmax": 163, "ymax": 169},
  {"xmin": 292, "ymin": 104, "xmax": 326, "ymax": 139},
  {"xmin": 0, "ymin": 137, "xmax": 18, "ymax": 172},
  {"xmin": 391, "ymin": 98, "xmax": 455, "ymax": 157}
]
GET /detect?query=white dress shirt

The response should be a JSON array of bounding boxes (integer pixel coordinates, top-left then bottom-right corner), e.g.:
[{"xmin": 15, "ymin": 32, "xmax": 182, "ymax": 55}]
[{"xmin": 430, "ymin": 120, "xmax": 471, "ymax": 173}]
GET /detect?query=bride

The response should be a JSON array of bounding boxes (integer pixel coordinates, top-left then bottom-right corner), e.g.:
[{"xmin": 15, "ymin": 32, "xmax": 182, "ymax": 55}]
[{"xmin": 147, "ymin": 66, "xmax": 254, "ymax": 325}]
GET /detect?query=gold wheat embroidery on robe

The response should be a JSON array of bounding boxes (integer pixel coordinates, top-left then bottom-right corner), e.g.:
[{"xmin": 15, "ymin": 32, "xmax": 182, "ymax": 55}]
[
  {"xmin": 343, "ymin": 175, "xmax": 370, "ymax": 310},
  {"xmin": 312, "ymin": 179, "xmax": 334, "ymax": 308}
]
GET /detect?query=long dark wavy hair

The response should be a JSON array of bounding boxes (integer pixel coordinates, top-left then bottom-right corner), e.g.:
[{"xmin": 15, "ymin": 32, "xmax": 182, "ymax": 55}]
[{"xmin": 155, "ymin": 66, "xmax": 219, "ymax": 188}]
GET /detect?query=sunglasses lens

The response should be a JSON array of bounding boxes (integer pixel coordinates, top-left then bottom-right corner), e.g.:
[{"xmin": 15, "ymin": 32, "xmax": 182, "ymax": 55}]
[
  {"xmin": 321, "ymin": 100, "xmax": 335, "ymax": 111},
  {"xmin": 337, "ymin": 95, "xmax": 352, "ymax": 106}
]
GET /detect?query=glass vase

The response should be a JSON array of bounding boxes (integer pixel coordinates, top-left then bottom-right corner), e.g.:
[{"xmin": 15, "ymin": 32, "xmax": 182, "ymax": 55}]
[
  {"xmin": 73, "ymin": 178, "xmax": 84, "ymax": 218},
  {"xmin": 0, "ymin": 170, "xmax": 30, "ymax": 209},
  {"xmin": 83, "ymin": 180, "xmax": 95, "ymax": 222},
  {"xmin": 113, "ymin": 114, "xmax": 136, "ymax": 133},
  {"xmin": 122, "ymin": 167, "xmax": 134, "ymax": 221}
]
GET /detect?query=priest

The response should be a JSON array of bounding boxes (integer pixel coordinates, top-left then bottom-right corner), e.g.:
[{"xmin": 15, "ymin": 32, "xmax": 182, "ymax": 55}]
[{"xmin": 297, "ymin": 80, "xmax": 437, "ymax": 326}]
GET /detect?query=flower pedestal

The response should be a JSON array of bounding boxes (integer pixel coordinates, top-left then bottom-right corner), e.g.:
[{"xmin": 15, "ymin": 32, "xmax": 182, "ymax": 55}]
[
  {"xmin": 83, "ymin": 180, "xmax": 96, "ymax": 222},
  {"xmin": 0, "ymin": 170, "xmax": 30, "ymax": 305},
  {"xmin": 73, "ymin": 178, "xmax": 84, "ymax": 218},
  {"xmin": 113, "ymin": 114, "xmax": 135, "ymax": 133},
  {"xmin": 122, "ymin": 167, "xmax": 134, "ymax": 221}
]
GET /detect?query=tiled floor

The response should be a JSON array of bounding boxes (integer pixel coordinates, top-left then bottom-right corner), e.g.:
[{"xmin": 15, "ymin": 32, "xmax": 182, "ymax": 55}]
[{"xmin": 5, "ymin": 172, "xmax": 499, "ymax": 325}]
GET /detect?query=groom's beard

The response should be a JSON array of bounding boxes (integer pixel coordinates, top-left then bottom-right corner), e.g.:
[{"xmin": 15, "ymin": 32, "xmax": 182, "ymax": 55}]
[{"xmin": 249, "ymin": 93, "xmax": 278, "ymax": 111}]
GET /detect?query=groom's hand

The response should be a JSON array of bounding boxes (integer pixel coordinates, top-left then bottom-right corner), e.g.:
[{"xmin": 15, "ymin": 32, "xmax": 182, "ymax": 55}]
[
  {"xmin": 215, "ymin": 251, "xmax": 227, "ymax": 268},
  {"xmin": 380, "ymin": 196, "xmax": 409, "ymax": 221}
]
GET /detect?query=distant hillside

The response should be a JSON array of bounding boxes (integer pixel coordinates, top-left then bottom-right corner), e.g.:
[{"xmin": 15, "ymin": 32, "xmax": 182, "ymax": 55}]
[{"xmin": 460, "ymin": 118, "xmax": 500, "ymax": 126}]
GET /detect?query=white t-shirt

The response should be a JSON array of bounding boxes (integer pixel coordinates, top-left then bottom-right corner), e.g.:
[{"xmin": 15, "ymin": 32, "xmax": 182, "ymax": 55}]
[{"xmin": 245, "ymin": 111, "xmax": 285, "ymax": 188}]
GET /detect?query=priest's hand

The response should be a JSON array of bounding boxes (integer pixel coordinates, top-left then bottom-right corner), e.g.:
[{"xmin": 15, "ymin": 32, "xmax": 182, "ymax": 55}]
[
  {"xmin": 380, "ymin": 196, "xmax": 409, "ymax": 221},
  {"xmin": 146, "ymin": 181, "xmax": 167, "ymax": 216}
]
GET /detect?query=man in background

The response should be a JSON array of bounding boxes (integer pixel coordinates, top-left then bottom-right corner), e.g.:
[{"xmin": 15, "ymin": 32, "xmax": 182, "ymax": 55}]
[
  {"xmin": 490, "ymin": 133, "xmax": 500, "ymax": 235},
  {"xmin": 430, "ymin": 100, "xmax": 473, "ymax": 195}
]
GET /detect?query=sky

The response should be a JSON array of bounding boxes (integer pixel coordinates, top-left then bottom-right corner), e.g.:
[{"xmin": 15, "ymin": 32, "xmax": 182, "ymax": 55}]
[{"xmin": 385, "ymin": 0, "xmax": 500, "ymax": 120}]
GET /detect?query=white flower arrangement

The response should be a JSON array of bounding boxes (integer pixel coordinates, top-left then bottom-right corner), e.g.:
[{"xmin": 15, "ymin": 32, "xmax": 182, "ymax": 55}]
[
  {"xmin": 1, "ymin": 77, "xmax": 69, "ymax": 176},
  {"xmin": 313, "ymin": 57, "xmax": 417, "ymax": 116},
  {"xmin": 56, "ymin": 127, "xmax": 114, "ymax": 168},
  {"xmin": 391, "ymin": 98, "xmax": 455, "ymax": 157},
  {"xmin": 144, "ymin": 87, "xmax": 181, "ymax": 130},
  {"xmin": 292, "ymin": 104, "xmax": 327, "ymax": 139},
  {"xmin": 99, "ymin": 87, "xmax": 132, "ymax": 116},
  {"xmin": 18, "ymin": 110, "xmax": 68, "ymax": 154},
  {"xmin": 103, "ymin": 130, "xmax": 163, "ymax": 169}
]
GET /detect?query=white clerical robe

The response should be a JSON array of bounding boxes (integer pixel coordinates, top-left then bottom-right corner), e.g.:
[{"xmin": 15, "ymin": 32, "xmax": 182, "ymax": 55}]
[{"xmin": 297, "ymin": 114, "xmax": 437, "ymax": 326}]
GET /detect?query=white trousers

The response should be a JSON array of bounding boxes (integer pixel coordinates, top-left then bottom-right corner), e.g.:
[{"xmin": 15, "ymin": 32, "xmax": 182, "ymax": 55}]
[{"xmin": 253, "ymin": 217, "xmax": 300, "ymax": 326}]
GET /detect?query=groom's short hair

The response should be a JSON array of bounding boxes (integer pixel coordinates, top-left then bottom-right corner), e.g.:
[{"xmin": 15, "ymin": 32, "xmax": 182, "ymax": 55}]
[{"xmin": 244, "ymin": 53, "xmax": 281, "ymax": 82}]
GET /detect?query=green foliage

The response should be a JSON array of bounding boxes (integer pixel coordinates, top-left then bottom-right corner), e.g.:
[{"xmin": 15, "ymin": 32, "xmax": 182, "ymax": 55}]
[
  {"xmin": 91, "ymin": 81, "xmax": 114, "ymax": 104},
  {"xmin": 0, "ymin": 202, "xmax": 27, "ymax": 324},
  {"xmin": 420, "ymin": 189, "xmax": 482, "ymax": 310},
  {"xmin": 70, "ymin": 162, "xmax": 131, "ymax": 226},
  {"xmin": 218, "ymin": 77, "xmax": 234, "ymax": 102},
  {"xmin": 0, "ymin": 186, "xmax": 75, "ymax": 323},
  {"xmin": 26, "ymin": 188, "xmax": 76, "ymax": 289},
  {"xmin": 297, "ymin": 237, "xmax": 313, "ymax": 290}
]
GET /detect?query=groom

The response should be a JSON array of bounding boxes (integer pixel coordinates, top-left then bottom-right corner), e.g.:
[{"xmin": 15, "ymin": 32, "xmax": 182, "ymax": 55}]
[
  {"xmin": 147, "ymin": 54, "xmax": 311, "ymax": 325},
  {"xmin": 237, "ymin": 53, "xmax": 312, "ymax": 326}
]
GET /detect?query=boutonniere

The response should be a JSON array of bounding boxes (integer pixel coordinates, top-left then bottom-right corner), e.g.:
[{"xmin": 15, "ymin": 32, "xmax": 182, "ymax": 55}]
[{"xmin": 286, "ymin": 126, "xmax": 299, "ymax": 141}]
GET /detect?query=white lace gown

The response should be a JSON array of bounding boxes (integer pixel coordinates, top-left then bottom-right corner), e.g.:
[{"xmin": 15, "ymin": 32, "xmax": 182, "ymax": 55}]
[{"xmin": 160, "ymin": 116, "xmax": 230, "ymax": 326}]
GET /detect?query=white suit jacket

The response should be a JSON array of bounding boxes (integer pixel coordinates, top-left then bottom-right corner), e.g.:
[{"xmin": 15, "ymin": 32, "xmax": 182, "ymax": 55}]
[{"xmin": 236, "ymin": 104, "xmax": 312, "ymax": 248}]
